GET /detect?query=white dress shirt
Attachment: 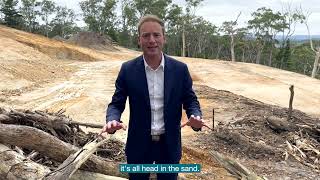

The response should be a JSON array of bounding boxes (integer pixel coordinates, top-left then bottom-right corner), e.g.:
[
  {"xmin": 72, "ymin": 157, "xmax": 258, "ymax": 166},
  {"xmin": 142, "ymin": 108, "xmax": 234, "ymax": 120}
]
[{"xmin": 143, "ymin": 54, "xmax": 165, "ymax": 135}]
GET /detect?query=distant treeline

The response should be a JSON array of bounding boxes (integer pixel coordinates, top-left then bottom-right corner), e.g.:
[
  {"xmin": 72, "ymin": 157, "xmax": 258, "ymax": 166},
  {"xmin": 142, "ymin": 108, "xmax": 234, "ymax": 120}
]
[{"xmin": 0, "ymin": 0, "xmax": 319, "ymax": 78}]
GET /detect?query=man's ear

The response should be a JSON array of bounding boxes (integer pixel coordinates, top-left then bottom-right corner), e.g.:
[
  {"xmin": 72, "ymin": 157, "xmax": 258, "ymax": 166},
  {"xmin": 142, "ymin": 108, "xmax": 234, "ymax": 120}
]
[{"xmin": 137, "ymin": 36, "xmax": 141, "ymax": 48}]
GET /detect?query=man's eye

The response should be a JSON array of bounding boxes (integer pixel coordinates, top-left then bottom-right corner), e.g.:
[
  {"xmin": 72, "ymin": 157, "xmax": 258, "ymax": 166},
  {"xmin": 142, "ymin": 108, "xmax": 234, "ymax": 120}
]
[{"xmin": 142, "ymin": 34, "xmax": 150, "ymax": 38}]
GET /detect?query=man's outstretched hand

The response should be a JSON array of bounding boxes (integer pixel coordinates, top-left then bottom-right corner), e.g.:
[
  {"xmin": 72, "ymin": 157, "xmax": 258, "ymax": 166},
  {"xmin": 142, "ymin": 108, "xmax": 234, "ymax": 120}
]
[
  {"xmin": 100, "ymin": 120, "xmax": 127, "ymax": 135},
  {"xmin": 181, "ymin": 115, "xmax": 213, "ymax": 131}
]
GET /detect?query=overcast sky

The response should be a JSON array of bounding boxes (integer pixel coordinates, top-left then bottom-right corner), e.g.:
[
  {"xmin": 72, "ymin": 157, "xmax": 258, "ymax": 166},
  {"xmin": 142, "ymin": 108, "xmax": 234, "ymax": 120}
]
[{"xmin": 55, "ymin": 0, "xmax": 320, "ymax": 35}]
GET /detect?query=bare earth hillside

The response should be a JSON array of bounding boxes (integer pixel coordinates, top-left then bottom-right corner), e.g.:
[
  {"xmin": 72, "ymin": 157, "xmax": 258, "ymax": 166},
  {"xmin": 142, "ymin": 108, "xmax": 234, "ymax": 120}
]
[{"xmin": 0, "ymin": 25, "xmax": 319, "ymax": 179}]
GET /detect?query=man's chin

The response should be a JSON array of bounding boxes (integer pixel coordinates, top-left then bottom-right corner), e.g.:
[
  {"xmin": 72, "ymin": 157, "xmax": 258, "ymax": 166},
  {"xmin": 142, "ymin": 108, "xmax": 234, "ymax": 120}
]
[{"xmin": 144, "ymin": 51, "xmax": 161, "ymax": 57}]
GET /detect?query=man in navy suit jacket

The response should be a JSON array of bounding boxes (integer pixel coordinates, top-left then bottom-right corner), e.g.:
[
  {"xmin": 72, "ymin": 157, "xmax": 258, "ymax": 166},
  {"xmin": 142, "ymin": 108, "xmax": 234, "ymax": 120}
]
[{"xmin": 101, "ymin": 15, "xmax": 204, "ymax": 180}]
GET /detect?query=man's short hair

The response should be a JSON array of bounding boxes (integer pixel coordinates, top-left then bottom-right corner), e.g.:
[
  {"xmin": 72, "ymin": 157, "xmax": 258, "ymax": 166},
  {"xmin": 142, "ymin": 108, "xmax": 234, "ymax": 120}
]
[{"xmin": 138, "ymin": 15, "xmax": 165, "ymax": 35}]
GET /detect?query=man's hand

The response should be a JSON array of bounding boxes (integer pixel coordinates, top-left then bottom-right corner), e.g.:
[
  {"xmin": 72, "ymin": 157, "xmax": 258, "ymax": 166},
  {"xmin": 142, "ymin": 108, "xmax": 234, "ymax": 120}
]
[
  {"xmin": 181, "ymin": 115, "xmax": 204, "ymax": 129},
  {"xmin": 181, "ymin": 115, "xmax": 213, "ymax": 131},
  {"xmin": 100, "ymin": 120, "xmax": 127, "ymax": 135}
]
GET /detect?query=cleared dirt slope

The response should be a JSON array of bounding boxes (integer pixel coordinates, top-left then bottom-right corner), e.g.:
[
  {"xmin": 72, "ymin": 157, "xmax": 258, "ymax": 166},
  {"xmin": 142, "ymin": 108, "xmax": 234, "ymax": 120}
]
[
  {"xmin": 177, "ymin": 57, "xmax": 320, "ymax": 117},
  {"xmin": 1, "ymin": 25, "xmax": 320, "ymax": 179}
]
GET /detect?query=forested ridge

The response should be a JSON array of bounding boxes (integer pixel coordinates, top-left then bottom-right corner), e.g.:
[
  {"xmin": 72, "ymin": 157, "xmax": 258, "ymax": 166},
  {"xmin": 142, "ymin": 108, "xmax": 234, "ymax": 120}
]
[{"xmin": 0, "ymin": 0, "xmax": 319, "ymax": 78}]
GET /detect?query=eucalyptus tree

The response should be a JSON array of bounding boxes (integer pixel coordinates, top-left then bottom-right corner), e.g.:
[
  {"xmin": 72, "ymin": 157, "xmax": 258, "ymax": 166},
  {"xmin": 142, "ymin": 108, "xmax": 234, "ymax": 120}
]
[
  {"xmin": 221, "ymin": 12, "xmax": 242, "ymax": 62},
  {"xmin": 20, "ymin": 0, "xmax": 40, "ymax": 32},
  {"xmin": 50, "ymin": 6, "xmax": 77, "ymax": 38},
  {"xmin": 0, "ymin": 0, "xmax": 4, "ymax": 22},
  {"xmin": 119, "ymin": 0, "xmax": 138, "ymax": 47},
  {"xmin": 276, "ymin": 4, "xmax": 305, "ymax": 69},
  {"xmin": 39, "ymin": 0, "xmax": 55, "ymax": 37},
  {"xmin": 100, "ymin": 0, "xmax": 118, "ymax": 40},
  {"xmin": 305, "ymin": 13, "xmax": 320, "ymax": 78},
  {"xmin": 248, "ymin": 7, "xmax": 285, "ymax": 65},
  {"xmin": 80, "ymin": 0, "xmax": 118, "ymax": 38},
  {"xmin": 133, "ymin": 0, "xmax": 172, "ymax": 20},
  {"xmin": 165, "ymin": 3, "xmax": 183, "ymax": 55},
  {"xmin": 181, "ymin": 0, "xmax": 203, "ymax": 57},
  {"xmin": 1, "ymin": 0, "xmax": 22, "ymax": 28}
]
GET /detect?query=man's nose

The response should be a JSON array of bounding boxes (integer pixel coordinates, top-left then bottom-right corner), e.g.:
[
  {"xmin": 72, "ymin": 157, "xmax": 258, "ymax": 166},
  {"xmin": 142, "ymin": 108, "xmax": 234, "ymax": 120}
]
[{"xmin": 149, "ymin": 35, "xmax": 156, "ymax": 43}]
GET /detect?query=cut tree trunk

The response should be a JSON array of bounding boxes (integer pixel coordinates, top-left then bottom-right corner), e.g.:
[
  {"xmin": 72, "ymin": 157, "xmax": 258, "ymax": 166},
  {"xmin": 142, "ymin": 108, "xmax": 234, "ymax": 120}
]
[
  {"xmin": 45, "ymin": 137, "xmax": 110, "ymax": 180},
  {"xmin": 210, "ymin": 150, "xmax": 264, "ymax": 180},
  {"xmin": 0, "ymin": 143, "xmax": 51, "ymax": 179},
  {"xmin": 266, "ymin": 116, "xmax": 290, "ymax": 132},
  {"xmin": 0, "ymin": 124, "xmax": 126, "ymax": 178},
  {"xmin": 288, "ymin": 85, "xmax": 294, "ymax": 120},
  {"xmin": 216, "ymin": 130, "xmax": 278, "ymax": 156}
]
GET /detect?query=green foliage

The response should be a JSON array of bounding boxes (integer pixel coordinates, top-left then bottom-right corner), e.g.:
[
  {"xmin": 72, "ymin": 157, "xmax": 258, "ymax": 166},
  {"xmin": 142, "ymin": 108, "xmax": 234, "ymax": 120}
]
[
  {"xmin": 39, "ymin": 0, "xmax": 55, "ymax": 37},
  {"xmin": 290, "ymin": 42, "xmax": 318, "ymax": 75},
  {"xmin": 133, "ymin": 0, "xmax": 172, "ymax": 19},
  {"xmin": 0, "ymin": 0, "xmax": 4, "ymax": 22},
  {"xmin": 50, "ymin": 6, "xmax": 78, "ymax": 38},
  {"xmin": 1, "ymin": 0, "xmax": 23, "ymax": 28},
  {"xmin": 80, "ymin": 0, "xmax": 118, "ymax": 40},
  {"xmin": 248, "ymin": 7, "xmax": 286, "ymax": 64},
  {"xmin": 20, "ymin": 0, "xmax": 41, "ymax": 32}
]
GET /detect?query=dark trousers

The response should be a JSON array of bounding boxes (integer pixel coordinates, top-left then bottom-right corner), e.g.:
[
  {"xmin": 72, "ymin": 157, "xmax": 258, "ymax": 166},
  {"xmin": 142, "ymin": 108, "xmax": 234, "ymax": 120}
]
[{"xmin": 128, "ymin": 135, "xmax": 178, "ymax": 180}]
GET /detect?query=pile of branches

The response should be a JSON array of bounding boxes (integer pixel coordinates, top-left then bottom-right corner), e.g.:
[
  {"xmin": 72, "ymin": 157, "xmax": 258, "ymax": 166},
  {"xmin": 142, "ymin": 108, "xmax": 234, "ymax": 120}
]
[
  {"xmin": 215, "ymin": 115, "xmax": 320, "ymax": 171},
  {"xmin": 0, "ymin": 107, "xmax": 127, "ymax": 179}
]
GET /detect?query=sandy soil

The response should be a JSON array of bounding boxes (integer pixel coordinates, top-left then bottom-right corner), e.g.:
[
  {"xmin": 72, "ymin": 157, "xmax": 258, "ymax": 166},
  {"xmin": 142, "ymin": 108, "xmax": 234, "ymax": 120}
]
[{"xmin": 1, "ymin": 25, "xmax": 320, "ymax": 179}]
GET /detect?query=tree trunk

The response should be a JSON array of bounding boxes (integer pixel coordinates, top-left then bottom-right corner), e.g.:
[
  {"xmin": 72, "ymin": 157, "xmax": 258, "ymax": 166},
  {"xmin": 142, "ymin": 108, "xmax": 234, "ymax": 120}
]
[
  {"xmin": 256, "ymin": 48, "xmax": 262, "ymax": 64},
  {"xmin": 230, "ymin": 34, "xmax": 235, "ymax": 62},
  {"xmin": 311, "ymin": 51, "xmax": 320, "ymax": 78},
  {"xmin": 216, "ymin": 46, "xmax": 222, "ymax": 59},
  {"xmin": 0, "ymin": 144, "xmax": 51, "ymax": 179},
  {"xmin": 45, "ymin": 138, "xmax": 110, "ymax": 180},
  {"xmin": 268, "ymin": 48, "xmax": 273, "ymax": 66},
  {"xmin": 0, "ymin": 124, "xmax": 126, "ymax": 178},
  {"xmin": 182, "ymin": 23, "xmax": 186, "ymax": 57},
  {"xmin": 241, "ymin": 48, "xmax": 245, "ymax": 62}
]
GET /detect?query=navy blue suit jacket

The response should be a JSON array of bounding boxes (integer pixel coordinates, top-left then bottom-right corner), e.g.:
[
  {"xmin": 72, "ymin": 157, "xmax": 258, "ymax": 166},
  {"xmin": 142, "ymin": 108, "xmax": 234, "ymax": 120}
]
[{"xmin": 106, "ymin": 54, "xmax": 202, "ymax": 163}]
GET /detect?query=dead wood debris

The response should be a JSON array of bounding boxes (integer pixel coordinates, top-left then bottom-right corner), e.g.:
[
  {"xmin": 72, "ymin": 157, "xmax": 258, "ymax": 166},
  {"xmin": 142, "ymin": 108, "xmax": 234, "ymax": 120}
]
[{"xmin": 0, "ymin": 107, "xmax": 127, "ymax": 179}]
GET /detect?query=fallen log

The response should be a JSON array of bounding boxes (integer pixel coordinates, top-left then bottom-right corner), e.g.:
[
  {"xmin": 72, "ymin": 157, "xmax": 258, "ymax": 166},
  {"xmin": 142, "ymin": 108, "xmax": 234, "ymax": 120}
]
[
  {"xmin": 215, "ymin": 130, "xmax": 278, "ymax": 157},
  {"xmin": 0, "ymin": 108, "xmax": 72, "ymax": 133},
  {"xmin": 210, "ymin": 150, "xmax": 264, "ymax": 180},
  {"xmin": 0, "ymin": 124, "xmax": 126, "ymax": 178},
  {"xmin": 0, "ymin": 144, "xmax": 127, "ymax": 180},
  {"xmin": 45, "ymin": 137, "xmax": 110, "ymax": 180},
  {"xmin": 0, "ymin": 143, "xmax": 51, "ymax": 179},
  {"xmin": 266, "ymin": 116, "xmax": 290, "ymax": 132},
  {"xmin": 70, "ymin": 121, "xmax": 104, "ymax": 129}
]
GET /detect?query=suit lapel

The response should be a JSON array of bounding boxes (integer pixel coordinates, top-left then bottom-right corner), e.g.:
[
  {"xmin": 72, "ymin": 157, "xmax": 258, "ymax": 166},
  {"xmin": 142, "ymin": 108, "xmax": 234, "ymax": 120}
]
[
  {"xmin": 164, "ymin": 55, "xmax": 174, "ymax": 108},
  {"xmin": 136, "ymin": 56, "xmax": 151, "ymax": 108}
]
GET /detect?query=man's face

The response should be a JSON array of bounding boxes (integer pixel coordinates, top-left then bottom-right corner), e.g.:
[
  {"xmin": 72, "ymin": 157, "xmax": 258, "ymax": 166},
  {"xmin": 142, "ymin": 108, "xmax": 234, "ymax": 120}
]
[{"xmin": 138, "ymin": 21, "xmax": 166, "ymax": 57}]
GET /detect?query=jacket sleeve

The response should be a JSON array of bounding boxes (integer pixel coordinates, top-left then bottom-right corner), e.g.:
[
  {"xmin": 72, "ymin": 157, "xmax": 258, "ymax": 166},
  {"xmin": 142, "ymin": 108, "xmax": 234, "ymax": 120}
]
[
  {"xmin": 106, "ymin": 63, "xmax": 128, "ymax": 123},
  {"xmin": 182, "ymin": 64, "xmax": 202, "ymax": 131}
]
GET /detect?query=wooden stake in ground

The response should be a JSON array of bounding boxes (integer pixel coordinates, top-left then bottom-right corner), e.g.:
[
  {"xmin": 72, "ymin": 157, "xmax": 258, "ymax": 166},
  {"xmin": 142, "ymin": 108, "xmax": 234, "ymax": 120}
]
[
  {"xmin": 288, "ymin": 85, "xmax": 294, "ymax": 120},
  {"xmin": 212, "ymin": 108, "xmax": 215, "ymax": 130}
]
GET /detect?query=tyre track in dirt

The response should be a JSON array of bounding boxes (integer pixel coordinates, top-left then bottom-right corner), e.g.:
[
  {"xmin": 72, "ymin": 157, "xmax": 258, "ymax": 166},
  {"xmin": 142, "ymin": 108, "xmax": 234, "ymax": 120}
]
[{"xmin": 3, "ymin": 60, "xmax": 130, "ymax": 141}]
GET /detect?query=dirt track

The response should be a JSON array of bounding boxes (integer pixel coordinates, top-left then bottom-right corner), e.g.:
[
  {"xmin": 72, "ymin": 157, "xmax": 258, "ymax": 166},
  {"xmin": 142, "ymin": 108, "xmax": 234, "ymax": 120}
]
[{"xmin": 1, "ymin": 25, "xmax": 320, "ymax": 179}]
